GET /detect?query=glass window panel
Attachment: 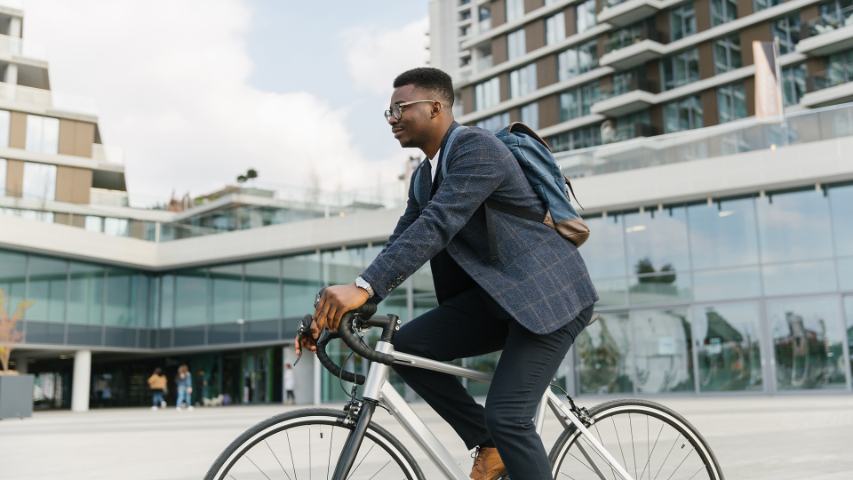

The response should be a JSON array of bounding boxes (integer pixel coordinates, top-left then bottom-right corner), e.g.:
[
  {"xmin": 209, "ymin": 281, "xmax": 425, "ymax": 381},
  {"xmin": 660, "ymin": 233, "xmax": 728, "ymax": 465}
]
[
  {"xmin": 838, "ymin": 257, "xmax": 853, "ymax": 291},
  {"xmin": 507, "ymin": 29, "xmax": 526, "ymax": 60},
  {"xmin": 174, "ymin": 269, "xmax": 208, "ymax": 327},
  {"xmin": 130, "ymin": 274, "xmax": 150, "ymax": 329},
  {"xmin": 661, "ymin": 49, "xmax": 700, "ymax": 90},
  {"xmin": 829, "ymin": 184, "xmax": 853, "ymax": 257},
  {"xmin": 576, "ymin": 0, "xmax": 597, "ymax": 33},
  {"xmin": 753, "ymin": 0, "xmax": 782, "ymax": 10},
  {"xmin": 687, "ymin": 197, "xmax": 759, "ymax": 269},
  {"xmin": 22, "ymin": 162, "xmax": 56, "ymax": 200},
  {"xmin": 591, "ymin": 277, "xmax": 629, "ymax": 307},
  {"xmin": 664, "ymin": 95, "xmax": 703, "ymax": 132},
  {"xmin": 717, "ymin": 83, "xmax": 748, "ymax": 123},
  {"xmin": 475, "ymin": 77, "xmax": 501, "ymax": 111},
  {"xmin": 104, "ymin": 268, "xmax": 133, "ymax": 327},
  {"xmin": 25, "ymin": 115, "xmax": 59, "ymax": 154},
  {"xmin": 714, "ymin": 35, "xmax": 742, "ymax": 74},
  {"xmin": 582, "ymin": 215, "xmax": 627, "ymax": 279},
  {"xmin": 509, "ymin": 64, "xmax": 537, "ymax": 99},
  {"xmin": 631, "ymin": 307, "xmax": 694, "ymax": 393},
  {"xmin": 578, "ymin": 41, "xmax": 598, "ymax": 73},
  {"xmin": 670, "ymin": 4, "xmax": 696, "ymax": 41},
  {"xmin": 26, "ymin": 256, "xmax": 67, "ymax": 323},
  {"xmin": 68, "ymin": 261, "xmax": 103, "ymax": 326},
  {"xmin": 772, "ymin": 14, "xmax": 800, "ymax": 55},
  {"xmin": 557, "ymin": 48, "xmax": 579, "ymax": 81},
  {"xmin": 768, "ymin": 296, "xmax": 847, "ymax": 390},
  {"xmin": 0, "ymin": 251, "xmax": 27, "ymax": 316},
  {"xmin": 506, "ymin": 0, "xmax": 524, "ymax": 22},
  {"xmin": 711, "ymin": 0, "xmax": 737, "ymax": 26},
  {"xmin": 246, "ymin": 259, "xmax": 281, "ymax": 321},
  {"xmin": 520, "ymin": 102, "xmax": 539, "ymax": 130},
  {"xmin": 575, "ymin": 311, "xmax": 635, "ymax": 394},
  {"xmin": 160, "ymin": 275, "xmax": 175, "ymax": 328},
  {"xmin": 629, "ymin": 273, "xmax": 692, "ymax": 305},
  {"xmin": 283, "ymin": 253, "xmax": 322, "ymax": 320},
  {"xmin": 545, "ymin": 12, "xmax": 566, "ymax": 45},
  {"xmin": 762, "ymin": 260, "xmax": 837, "ymax": 296},
  {"xmin": 625, "ymin": 207, "xmax": 690, "ymax": 275},
  {"xmin": 756, "ymin": 189, "xmax": 834, "ymax": 263},
  {"xmin": 85, "ymin": 216, "xmax": 103, "ymax": 233},
  {"xmin": 692, "ymin": 302, "xmax": 763, "ymax": 392},
  {"xmin": 844, "ymin": 296, "xmax": 853, "ymax": 385},
  {"xmin": 0, "ymin": 158, "xmax": 5, "ymax": 196},
  {"xmin": 323, "ymin": 248, "xmax": 366, "ymax": 285},
  {"xmin": 210, "ymin": 264, "xmax": 243, "ymax": 324},
  {"xmin": 0, "ymin": 110, "xmax": 10, "ymax": 148},
  {"xmin": 103, "ymin": 218, "xmax": 129, "ymax": 237},
  {"xmin": 692, "ymin": 267, "xmax": 762, "ymax": 301}
]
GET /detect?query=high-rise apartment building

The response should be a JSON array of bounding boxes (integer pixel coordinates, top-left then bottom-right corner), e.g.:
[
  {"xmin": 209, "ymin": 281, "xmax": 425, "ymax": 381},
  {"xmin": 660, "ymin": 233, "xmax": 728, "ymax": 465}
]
[{"xmin": 430, "ymin": 0, "xmax": 853, "ymax": 150}]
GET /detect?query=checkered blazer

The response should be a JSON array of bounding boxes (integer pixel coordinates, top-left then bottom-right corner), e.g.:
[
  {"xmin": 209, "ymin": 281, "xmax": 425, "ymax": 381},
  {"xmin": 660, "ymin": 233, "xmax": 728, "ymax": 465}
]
[{"xmin": 360, "ymin": 123, "xmax": 598, "ymax": 334}]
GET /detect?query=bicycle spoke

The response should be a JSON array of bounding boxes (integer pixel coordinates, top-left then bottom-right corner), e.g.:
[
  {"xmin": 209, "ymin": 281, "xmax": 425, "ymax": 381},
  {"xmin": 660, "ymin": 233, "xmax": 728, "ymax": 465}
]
[
  {"xmin": 577, "ymin": 434, "xmax": 619, "ymax": 479},
  {"xmin": 652, "ymin": 433, "xmax": 682, "ymax": 480},
  {"xmin": 685, "ymin": 464, "xmax": 705, "ymax": 480},
  {"xmin": 629, "ymin": 413, "xmax": 637, "ymax": 480},
  {"xmin": 611, "ymin": 416, "xmax": 629, "ymax": 475},
  {"xmin": 326, "ymin": 425, "xmax": 336, "ymax": 480},
  {"xmin": 638, "ymin": 421, "xmax": 665, "ymax": 480},
  {"xmin": 245, "ymin": 454, "xmax": 274, "ymax": 480},
  {"xmin": 285, "ymin": 429, "xmax": 299, "ymax": 480},
  {"xmin": 663, "ymin": 447, "xmax": 695, "ymax": 480},
  {"xmin": 594, "ymin": 421, "xmax": 619, "ymax": 480},
  {"xmin": 366, "ymin": 459, "xmax": 393, "ymax": 480},
  {"xmin": 309, "ymin": 427, "xmax": 312, "ymax": 480},
  {"xmin": 265, "ymin": 439, "xmax": 293, "ymax": 480},
  {"xmin": 346, "ymin": 442, "xmax": 377, "ymax": 480}
]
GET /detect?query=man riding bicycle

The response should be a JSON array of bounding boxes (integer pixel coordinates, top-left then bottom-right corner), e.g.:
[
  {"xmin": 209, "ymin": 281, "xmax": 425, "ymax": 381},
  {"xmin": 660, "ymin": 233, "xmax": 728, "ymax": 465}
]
[{"xmin": 298, "ymin": 67, "xmax": 598, "ymax": 480}]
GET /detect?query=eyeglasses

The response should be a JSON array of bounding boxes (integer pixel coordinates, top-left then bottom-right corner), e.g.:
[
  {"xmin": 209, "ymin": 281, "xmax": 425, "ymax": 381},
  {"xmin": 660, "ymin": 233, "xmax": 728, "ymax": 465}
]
[{"xmin": 384, "ymin": 100, "xmax": 440, "ymax": 121}]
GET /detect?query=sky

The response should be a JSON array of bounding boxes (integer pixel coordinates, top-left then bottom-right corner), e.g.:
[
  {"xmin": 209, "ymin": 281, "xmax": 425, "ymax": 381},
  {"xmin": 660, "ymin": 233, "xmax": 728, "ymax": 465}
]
[{"xmin": 22, "ymin": 0, "xmax": 430, "ymax": 205}]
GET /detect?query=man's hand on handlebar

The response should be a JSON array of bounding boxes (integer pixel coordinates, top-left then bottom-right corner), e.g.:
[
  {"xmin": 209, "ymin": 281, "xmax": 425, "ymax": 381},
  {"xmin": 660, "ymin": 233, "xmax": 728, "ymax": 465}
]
[{"xmin": 294, "ymin": 284, "xmax": 369, "ymax": 358}]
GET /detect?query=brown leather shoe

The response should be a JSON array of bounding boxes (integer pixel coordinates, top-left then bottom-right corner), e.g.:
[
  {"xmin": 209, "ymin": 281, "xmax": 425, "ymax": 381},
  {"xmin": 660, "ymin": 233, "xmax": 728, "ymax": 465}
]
[{"xmin": 469, "ymin": 446, "xmax": 507, "ymax": 480}]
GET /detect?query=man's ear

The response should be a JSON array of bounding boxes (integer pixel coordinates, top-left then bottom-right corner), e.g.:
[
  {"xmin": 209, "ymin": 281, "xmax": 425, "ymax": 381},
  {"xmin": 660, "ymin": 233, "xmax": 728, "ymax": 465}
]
[{"xmin": 431, "ymin": 101, "xmax": 442, "ymax": 118}]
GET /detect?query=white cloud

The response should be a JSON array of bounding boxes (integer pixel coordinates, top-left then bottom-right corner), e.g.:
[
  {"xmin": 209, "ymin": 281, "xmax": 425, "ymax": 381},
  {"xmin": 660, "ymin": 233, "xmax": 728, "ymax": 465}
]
[
  {"xmin": 22, "ymin": 0, "xmax": 410, "ymax": 205},
  {"xmin": 342, "ymin": 17, "xmax": 430, "ymax": 97}
]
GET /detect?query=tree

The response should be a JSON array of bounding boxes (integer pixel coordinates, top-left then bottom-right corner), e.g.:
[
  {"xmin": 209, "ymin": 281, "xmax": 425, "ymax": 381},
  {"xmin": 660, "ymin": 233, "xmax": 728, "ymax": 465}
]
[
  {"xmin": 0, "ymin": 289, "xmax": 33, "ymax": 373},
  {"xmin": 237, "ymin": 168, "xmax": 259, "ymax": 184}
]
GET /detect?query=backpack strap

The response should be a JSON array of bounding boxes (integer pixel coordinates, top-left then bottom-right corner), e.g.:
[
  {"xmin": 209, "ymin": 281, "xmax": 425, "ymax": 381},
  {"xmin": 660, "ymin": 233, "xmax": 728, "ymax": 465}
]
[{"xmin": 438, "ymin": 125, "xmax": 467, "ymax": 180}]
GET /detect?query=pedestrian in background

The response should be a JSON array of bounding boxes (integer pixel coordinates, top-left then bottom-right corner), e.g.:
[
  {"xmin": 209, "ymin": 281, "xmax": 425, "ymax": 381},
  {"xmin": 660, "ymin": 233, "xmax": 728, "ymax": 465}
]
[
  {"xmin": 147, "ymin": 367, "xmax": 167, "ymax": 410},
  {"xmin": 284, "ymin": 363, "xmax": 295, "ymax": 405},
  {"xmin": 175, "ymin": 364, "xmax": 193, "ymax": 410}
]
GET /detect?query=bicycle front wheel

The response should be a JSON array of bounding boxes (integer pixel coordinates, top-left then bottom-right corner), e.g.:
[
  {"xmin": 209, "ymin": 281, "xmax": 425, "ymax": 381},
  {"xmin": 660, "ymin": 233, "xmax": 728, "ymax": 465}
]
[
  {"xmin": 549, "ymin": 399, "xmax": 724, "ymax": 480},
  {"xmin": 205, "ymin": 408, "xmax": 424, "ymax": 480}
]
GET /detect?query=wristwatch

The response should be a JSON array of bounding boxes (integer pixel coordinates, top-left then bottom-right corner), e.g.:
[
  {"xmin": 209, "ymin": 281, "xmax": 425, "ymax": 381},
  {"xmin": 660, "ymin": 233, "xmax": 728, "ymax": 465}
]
[{"xmin": 354, "ymin": 276, "xmax": 374, "ymax": 298}]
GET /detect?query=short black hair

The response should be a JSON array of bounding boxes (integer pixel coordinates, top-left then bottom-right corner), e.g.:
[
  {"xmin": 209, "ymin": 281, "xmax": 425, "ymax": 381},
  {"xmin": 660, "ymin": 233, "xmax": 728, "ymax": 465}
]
[{"xmin": 393, "ymin": 67, "xmax": 454, "ymax": 106}]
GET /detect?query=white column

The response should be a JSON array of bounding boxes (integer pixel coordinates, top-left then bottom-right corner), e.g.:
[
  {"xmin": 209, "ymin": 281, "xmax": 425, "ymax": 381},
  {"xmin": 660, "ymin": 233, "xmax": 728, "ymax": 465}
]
[
  {"xmin": 71, "ymin": 350, "xmax": 91, "ymax": 412},
  {"xmin": 9, "ymin": 17, "xmax": 22, "ymax": 38}
]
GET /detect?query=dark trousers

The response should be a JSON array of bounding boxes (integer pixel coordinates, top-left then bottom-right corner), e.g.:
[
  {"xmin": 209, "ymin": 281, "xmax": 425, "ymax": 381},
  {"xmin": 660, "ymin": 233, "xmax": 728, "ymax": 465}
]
[{"xmin": 392, "ymin": 287, "xmax": 592, "ymax": 480}]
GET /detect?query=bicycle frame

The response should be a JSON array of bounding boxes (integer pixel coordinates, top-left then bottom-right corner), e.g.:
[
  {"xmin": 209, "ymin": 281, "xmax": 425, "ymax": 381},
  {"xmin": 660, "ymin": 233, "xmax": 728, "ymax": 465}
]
[{"xmin": 336, "ymin": 339, "xmax": 636, "ymax": 480}]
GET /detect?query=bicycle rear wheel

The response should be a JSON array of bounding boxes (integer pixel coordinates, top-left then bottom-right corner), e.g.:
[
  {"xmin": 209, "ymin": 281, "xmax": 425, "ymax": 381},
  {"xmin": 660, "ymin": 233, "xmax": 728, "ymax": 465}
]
[
  {"xmin": 205, "ymin": 408, "xmax": 424, "ymax": 480},
  {"xmin": 549, "ymin": 399, "xmax": 724, "ymax": 480}
]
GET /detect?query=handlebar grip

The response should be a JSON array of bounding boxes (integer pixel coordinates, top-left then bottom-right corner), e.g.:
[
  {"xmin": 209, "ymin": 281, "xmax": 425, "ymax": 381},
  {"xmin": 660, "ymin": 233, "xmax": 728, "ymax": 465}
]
[
  {"xmin": 316, "ymin": 332, "xmax": 365, "ymax": 385},
  {"xmin": 338, "ymin": 308, "xmax": 396, "ymax": 366}
]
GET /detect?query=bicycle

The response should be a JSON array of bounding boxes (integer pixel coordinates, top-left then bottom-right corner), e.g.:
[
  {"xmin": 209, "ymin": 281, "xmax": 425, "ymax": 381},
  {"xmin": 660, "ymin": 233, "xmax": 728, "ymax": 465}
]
[{"xmin": 205, "ymin": 304, "xmax": 725, "ymax": 480}]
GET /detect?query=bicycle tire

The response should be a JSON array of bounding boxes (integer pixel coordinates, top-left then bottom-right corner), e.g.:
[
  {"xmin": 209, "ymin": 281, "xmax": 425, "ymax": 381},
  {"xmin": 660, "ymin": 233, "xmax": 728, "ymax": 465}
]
[
  {"xmin": 205, "ymin": 407, "xmax": 425, "ymax": 480},
  {"xmin": 548, "ymin": 399, "xmax": 724, "ymax": 480}
]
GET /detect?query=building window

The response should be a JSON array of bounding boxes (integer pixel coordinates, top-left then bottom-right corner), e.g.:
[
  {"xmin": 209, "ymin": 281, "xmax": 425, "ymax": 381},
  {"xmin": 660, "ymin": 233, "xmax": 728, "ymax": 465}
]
[
  {"xmin": 85, "ymin": 215, "xmax": 103, "ymax": 233},
  {"xmin": 510, "ymin": 63, "xmax": 537, "ymax": 99},
  {"xmin": 507, "ymin": 29, "xmax": 526, "ymax": 60},
  {"xmin": 521, "ymin": 102, "xmax": 539, "ymax": 129},
  {"xmin": 664, "ymin": 95, "xmax": 703, "ymax": 133},
  {"xmin": 545, "ymin": 12, "xmax": 566, "ymax": 45},
  {"xmin": 475, "ymin": 77, "xmax": 500, "ymax": 111},
  {"xmin": 546, "ymin": 124, "xmax": 602, "ymax": 153},
  {"xmin": 578, "ymin": 41, "xmax": 598, "ymax": 73},
  {"xmin": 711, "ymin": 0, "xmax": 738, "ymax": 26},
  {"xmin": 661, "ymin": 48, "xmax": 700, "ymax": 90},
  {"xmin": 476, "ymin": 44, "xmax": 493, "ymax": 71},
  {"xmin": 476, "ymin": 112, "xmax": 510, "ymax": 131},
  {"xmin": 104, "ymin": 217, "xmax": 130, "ymax": 237},
  {"xmin": 478, "ymin": 5, "xmax": 492, "ymax": 32},
  {"xmin": 0, "ymin": 110, "xmax": 9, "ymax": 148},
  {"xmin": 782, "ymin": 64, "xmax": 806, "ymax": 106},
  {"xmin": 670, "ymin": 4, "xmax": 697, "ymax": 41},
  {"xmin": 714, "ymin": 35, "xmax": 742, "ymax": 73},
  {"xmin": 0, "ymin": 158, "xmax": 5, "ymax": 196},
  {"xmin": 25, "ymin": 115, "xmax": 59, "ymax": 154},
  {"xmin": 717, "ymin": 83, "xmax": 748, "ymax": 123},
  {"xmin": 22, "ymin": 162, "xmax": 56, "ymax": 200},
  {"xmin": 772, "ymin": 14, "xmax": 801, "ymax": 54},
  {"xmin": 507, "ymin": 0, "xmax": 524, "ymax": 22},
  {"xmin": 828, "ymin": 49, "xmax": 853, "ymax": 85},
  {"xmin": 753, "ymin": 0, "xmax": 782, "ymax": 11},
  {"xmin": 560, "ymin": 81, "xmax": 600, "ymax": 121},
  {"xmin": 615, "ymin": 109, "xmax": 652, "ymax": 141},
  {"xmin": 576, "ymin": 0, "xmax": 597, "ymax": 33},
  {"xmin": 557, "ymin": 41, "xmax": 599, "ymax": 81}
]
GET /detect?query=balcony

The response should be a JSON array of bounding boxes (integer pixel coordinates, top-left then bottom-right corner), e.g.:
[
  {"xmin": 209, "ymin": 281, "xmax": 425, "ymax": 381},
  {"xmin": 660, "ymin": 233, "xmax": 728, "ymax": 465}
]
[
  {"xmin": 798, "ymin": 8, "xmax": 853, "ymax": 56},
  {"xmin": 0, "ymin": 81, "xmax": 51, "ymax": 108},
  {"xmin": 801, "ymin": 66, "xmax": 853, "ymax": 107},
  {"xmin": 591, "ymin": 75, "xmax": 659, "ymax": 116},
  {"xmin": 598, "ymin": 0, "xmax": 665, "ymax": 28},
  {"xmin": 600, "ymin": 27, "xmax": 666, "ymax": 70}
]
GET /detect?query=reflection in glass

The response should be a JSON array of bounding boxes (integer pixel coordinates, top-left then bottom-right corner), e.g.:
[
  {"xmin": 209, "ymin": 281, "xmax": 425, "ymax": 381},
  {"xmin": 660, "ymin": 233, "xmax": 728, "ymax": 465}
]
[
  {"xmin": 68, "ymin": 261, "xmax": 103, "ymax": 325},
  {"xmin": 762, "ymin": 260, "xmax": 837, "ymax": 296},
  {"xmin": 844, "ymin": 296, "xmax": 853, "ymax": 385},
  {"xmin": 687, "ymin": 197, "xmax": 759, "ymax": 269},
  {"xmin": 159, "ymin": 275, "xmax": 175, "ymax": 328},
  {"xmin": 624, "ymin": 207, "xmax": 690, "ymax": 276},
  {"xmin": 105, "ymin": 268, "xmax": 133, "ymax": 326},
  {"xmin": 210, "ymin": 264, "xmax": 243, "ymax": 324},
  {"xmin": 631, "ymin": 308, "xmax": 694, "ymax": 393},
  {"xmin": 628, "ymin": 273, "xmax": 692, "ymax": 305},
  {"xmin": 692, "ymin": 267, "xmax": 761, "ymax": 301},
  {"xmin": 829, "ymin": 184, "xmax": 853, "ymax": 257},
  {"xmin": 768, "ymin": 296, "xmax": 846, "ymax": 390},
  {"xmin": 575, "ymin": 312, "xmax": 634, "ymax": 394},
  {"xmin": 838, "ymin": 257, "xmax": 853, "ymax": 291},
  {"xmin": 283, "ymin": 253, "xmax": 321, "ymax": 319},
  {"xmin": 0, "ymin": 251, "xmax": 27, "ymax": 317},
  {"xmin": 693, "ymin": 303, "xmax": 763, "ymax": 391},
  {"xmin": 591, "ymin": 277, "xmax": 628, "ymax": 307},
  {"xmin": 756, "ymin": 189, "xmax": 833, "ymax": 263},
  {"xmin": 581, "ymin": 215, "xmax": 627, "ymax": 279}
]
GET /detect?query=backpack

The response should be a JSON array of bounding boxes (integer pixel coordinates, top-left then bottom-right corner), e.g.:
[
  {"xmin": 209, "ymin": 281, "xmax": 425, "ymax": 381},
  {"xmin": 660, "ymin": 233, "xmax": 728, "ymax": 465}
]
[{"xmin": 414, "ymin": 123, "xmax": 589, "ymax": 256}]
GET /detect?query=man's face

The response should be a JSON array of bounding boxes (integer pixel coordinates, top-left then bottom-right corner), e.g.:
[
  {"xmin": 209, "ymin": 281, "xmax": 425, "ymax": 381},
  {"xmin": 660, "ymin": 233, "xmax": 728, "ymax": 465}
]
[{"xmin": 387, "ymin": 84, "xmax": 437, "ymax": 149}]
